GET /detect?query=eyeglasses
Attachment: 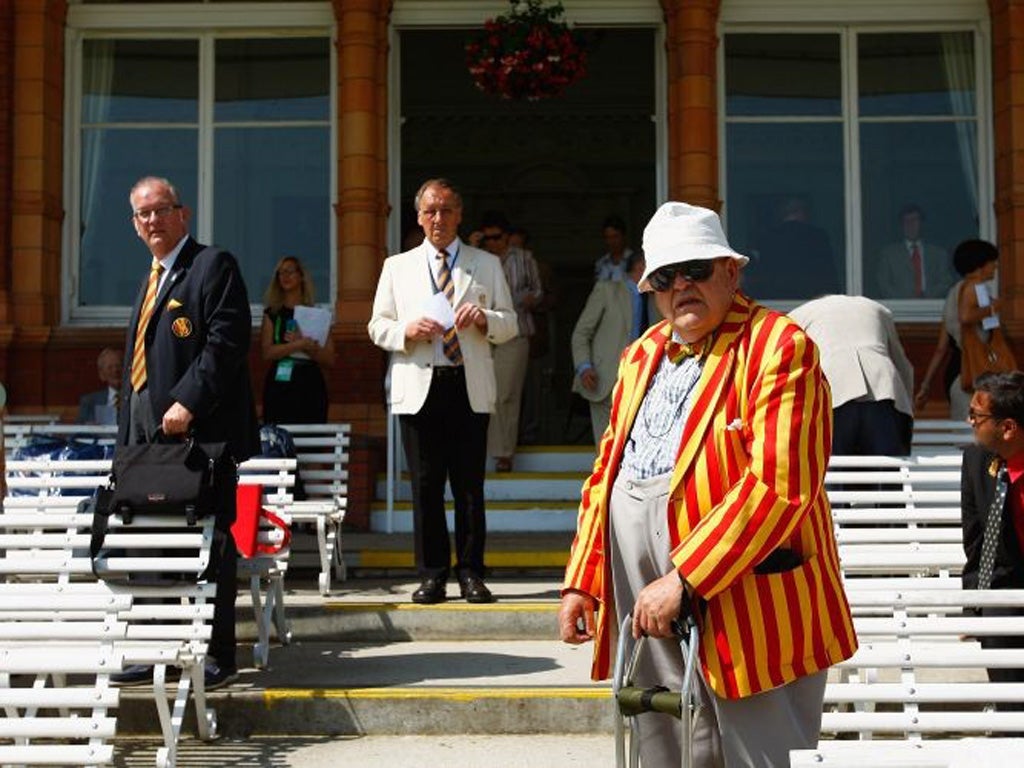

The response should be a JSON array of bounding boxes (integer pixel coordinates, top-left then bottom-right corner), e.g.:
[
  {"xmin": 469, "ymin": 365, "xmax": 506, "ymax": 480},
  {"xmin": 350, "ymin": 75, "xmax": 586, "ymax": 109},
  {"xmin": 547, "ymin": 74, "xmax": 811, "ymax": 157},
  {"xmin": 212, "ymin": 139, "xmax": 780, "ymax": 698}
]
[
  {"xmin": 419, "ymin": 207, "xmax": 458, "ymax": 219},
  {"xmin": 648, "ymin": 260, "xmax": 716, "ymax": 291},
  {"xmin": 967, "ymin": 408, "xmax": 1001, "ymax": 426},
  {"xmin": 132, "ymin": 205, "xmax": 181, "ymax": 223},
  {"xmin": 481, "ymin": 232, "xmax": 505, "ymax": 242}
]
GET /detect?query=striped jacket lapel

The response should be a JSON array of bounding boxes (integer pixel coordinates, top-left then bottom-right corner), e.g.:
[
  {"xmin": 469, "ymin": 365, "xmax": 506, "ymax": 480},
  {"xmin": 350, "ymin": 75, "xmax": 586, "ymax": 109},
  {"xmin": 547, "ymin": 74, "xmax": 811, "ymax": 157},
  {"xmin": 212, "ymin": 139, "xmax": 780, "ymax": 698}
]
[{"xmin": 669, "ymin": 295, "xmax": 750, "ymax": 494}]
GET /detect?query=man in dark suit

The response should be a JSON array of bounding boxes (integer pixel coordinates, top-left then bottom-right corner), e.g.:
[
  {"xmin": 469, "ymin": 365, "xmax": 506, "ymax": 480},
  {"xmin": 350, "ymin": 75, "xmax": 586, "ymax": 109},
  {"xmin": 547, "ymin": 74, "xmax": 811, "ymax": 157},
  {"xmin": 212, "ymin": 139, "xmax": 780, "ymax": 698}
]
[
  {"xmin": 78, "ymin": 347, "xmax": 123, "ymax": 424},
  {"xmin": 113, "ymin": 175, "xmax": 259, "ymax": 689},
  {"xmin": 962, "ymin": 370, "xmax": 1024, "ymax": 708}
]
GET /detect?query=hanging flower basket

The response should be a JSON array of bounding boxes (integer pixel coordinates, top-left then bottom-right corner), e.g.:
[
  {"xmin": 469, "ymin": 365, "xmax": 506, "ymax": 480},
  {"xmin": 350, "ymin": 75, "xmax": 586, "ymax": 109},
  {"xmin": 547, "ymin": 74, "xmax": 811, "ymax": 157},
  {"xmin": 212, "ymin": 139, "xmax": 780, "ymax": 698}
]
[{"xmin": 465, "ymin": 0, "xmax": 587, "ymax": 101}]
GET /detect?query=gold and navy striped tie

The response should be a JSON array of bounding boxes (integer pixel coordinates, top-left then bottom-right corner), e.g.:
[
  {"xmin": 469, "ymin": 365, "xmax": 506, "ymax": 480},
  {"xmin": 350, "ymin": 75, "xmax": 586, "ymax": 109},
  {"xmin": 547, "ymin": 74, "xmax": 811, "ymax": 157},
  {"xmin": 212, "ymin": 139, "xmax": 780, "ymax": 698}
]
[
  {"xmin": 436, "ymin": 250, "xmax": 463, "ymax": 365},
  {"xmin": 130, "ymin": 259, "xmax": 164, "ymax": 392}
]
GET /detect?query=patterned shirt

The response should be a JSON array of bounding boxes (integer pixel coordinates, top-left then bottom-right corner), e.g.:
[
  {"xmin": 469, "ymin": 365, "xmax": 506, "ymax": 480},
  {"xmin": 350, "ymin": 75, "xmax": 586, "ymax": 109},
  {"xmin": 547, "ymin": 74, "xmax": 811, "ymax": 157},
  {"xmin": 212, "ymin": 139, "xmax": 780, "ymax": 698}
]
[
  {"xmin": 594, "ymin": 248, "xmax": 633, "ymax": 282},
  {"xmin": 500, "ymin": 245, "xmax": 543, "ymax": 337},
  {"xmin": 620, "ymin": 352, "xmax": 704, "ymax": 480}
]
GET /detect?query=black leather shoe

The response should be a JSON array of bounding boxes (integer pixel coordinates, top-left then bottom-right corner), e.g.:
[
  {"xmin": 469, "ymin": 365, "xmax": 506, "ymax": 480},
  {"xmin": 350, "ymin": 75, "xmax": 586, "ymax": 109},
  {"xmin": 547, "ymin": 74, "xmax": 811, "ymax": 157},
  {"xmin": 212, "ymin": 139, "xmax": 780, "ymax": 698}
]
[
  {"xmin": 459, "ymin": 574, "xmax": 495, "ymax": 604},
  {"xmin": 111, "ymin": 664, "xmax": 154, "ymax": 686},
  {"xmin": 412, "ymin": 577, "xmax": 447, "ymax": 604},
  {"xmin": 204, "ymin": 661, "xmax": 238, "ymax": 691}
]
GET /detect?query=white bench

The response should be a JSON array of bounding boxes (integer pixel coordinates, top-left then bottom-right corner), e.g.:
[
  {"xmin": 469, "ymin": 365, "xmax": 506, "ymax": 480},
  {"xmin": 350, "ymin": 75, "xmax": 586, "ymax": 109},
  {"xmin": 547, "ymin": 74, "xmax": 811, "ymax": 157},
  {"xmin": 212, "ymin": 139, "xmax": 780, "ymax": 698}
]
[
  {"xmin": 825, "ymin": 454, "xmax": 966, "ymax": 580},
  {"xmin": 235, "ymin": 457, "xmax": 298, "ymax": 668},
  {"xmin": 911, "ymin": 419, "xmax": 974, "ymax": 455},
  {"xmin": 2, "ymin": 423, "xmax": 117, "ymax": 460},
  {"xmin": 277, "ymin": 422, "xmax": 350, "ymax": 593},
  {"xmin": 791, "ymin": 589, "xmax": 1024, "ymax": 765},
  {"xmin": 0, "ymin": 583, "xmax": 130, "ymax": 766},
  {"xmin": 3, "ymin": 459, "xmax": 217, "ymax": 768}
]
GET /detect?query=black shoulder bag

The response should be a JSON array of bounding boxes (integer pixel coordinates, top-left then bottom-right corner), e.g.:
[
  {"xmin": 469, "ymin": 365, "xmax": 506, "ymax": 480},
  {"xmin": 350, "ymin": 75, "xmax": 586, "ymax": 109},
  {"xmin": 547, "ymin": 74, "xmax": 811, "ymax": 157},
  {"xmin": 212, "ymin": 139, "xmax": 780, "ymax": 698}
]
[{"xmin": 88, "ymin": 434, "xmax": 229, "ymax": 582}]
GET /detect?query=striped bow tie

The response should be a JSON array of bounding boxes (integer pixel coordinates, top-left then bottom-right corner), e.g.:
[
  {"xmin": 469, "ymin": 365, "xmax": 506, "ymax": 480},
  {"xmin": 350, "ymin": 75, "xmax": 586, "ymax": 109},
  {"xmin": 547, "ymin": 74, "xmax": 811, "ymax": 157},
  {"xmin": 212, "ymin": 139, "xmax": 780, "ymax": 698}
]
[{"xmin": 665, "ymin": 339, "xmax": 704, "ymax": 364}]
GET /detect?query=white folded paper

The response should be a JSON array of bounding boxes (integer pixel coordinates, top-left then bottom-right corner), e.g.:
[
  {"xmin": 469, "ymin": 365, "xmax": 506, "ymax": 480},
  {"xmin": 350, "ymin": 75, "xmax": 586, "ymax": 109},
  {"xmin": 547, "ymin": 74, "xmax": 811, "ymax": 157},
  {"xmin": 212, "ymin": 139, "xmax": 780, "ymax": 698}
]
[{"xmin": 293, "ymin": 305, "xmax": 333, "ymax": 346}]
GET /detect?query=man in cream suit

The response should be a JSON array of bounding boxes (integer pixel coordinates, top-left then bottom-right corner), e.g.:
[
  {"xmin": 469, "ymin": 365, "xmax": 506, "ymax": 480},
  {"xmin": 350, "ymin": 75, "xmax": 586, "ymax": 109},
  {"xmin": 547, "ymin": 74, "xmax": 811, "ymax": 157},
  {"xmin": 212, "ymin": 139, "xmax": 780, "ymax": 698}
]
[
  {"xmin": 790, "ymin": 294, "xmax": 915, "ymax": 455},
  {"xmin": 571, "ymin": 252, "xmax": 653, "ymax": 442},
  {"xmin": 369, "ymin": 178, "xmax": 518, "ymax": 604}
]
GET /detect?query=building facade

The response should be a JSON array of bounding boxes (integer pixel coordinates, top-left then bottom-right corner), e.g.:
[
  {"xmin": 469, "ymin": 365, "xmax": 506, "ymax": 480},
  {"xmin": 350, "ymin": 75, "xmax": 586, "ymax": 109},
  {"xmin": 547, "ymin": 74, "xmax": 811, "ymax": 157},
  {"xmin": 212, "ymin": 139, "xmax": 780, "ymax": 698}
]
[{"xmin": 1, "ymin": 0, "xmax": 1022, "ymax": 526}]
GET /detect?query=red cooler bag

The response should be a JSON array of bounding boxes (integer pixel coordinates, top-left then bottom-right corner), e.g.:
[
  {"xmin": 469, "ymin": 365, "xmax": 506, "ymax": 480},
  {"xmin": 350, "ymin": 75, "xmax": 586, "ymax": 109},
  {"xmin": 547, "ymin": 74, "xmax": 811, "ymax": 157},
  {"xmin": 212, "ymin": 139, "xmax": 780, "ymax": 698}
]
[{"xmin": 232, "ymin": 484, "xmax": 291, "ymax": 559}]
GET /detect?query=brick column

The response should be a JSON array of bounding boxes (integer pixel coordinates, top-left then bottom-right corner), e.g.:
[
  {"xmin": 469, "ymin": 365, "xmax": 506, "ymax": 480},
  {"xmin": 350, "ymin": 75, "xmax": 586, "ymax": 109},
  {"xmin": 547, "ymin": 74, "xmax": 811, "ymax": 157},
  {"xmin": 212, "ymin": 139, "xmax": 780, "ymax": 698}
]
[
  {"xmin": 331, "ymin": 0, "xmax": 393, "ymax": 530},
  {"xmin": 8, "ymin": 0, "xmax": 65, "ymax": 406},
  {"xmin": 334, "ymin": 0, "xmax": 390, "ymax": 336},
  {"xmin": 990, "ymin": 0, "xmax": 1024, "ymax": 336},
  {"xmin": 661, "ymin": 0, "xmax": 721, "ymax": 210},
  {"xmin": 0, "ymin": 0, "xmax": 13, "ymax": 334}
]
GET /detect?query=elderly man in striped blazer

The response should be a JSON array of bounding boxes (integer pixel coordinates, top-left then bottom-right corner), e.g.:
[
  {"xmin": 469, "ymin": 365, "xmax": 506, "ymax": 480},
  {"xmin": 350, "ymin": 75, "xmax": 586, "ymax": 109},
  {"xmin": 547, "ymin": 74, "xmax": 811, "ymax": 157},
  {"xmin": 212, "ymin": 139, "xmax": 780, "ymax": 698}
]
[{"xmin": 558, "ymin": 202, "xmax": 858, "ymax": 767}]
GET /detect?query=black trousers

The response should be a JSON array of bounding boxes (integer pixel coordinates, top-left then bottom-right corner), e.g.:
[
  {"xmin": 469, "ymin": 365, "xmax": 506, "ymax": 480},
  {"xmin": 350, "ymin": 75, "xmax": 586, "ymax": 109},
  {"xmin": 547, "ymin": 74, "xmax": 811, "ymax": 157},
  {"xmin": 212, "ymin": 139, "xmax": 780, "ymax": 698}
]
[
  {"xmin": 832, "ymin": 399, "xmax": 913, "ymax": 456},
  {"xmin": 400, "ymin": 367, "xmax": 489, "ymax": 581},
  {"xmin": 128, "ymin": 389, "xmax": 238, "ymax": 671}
]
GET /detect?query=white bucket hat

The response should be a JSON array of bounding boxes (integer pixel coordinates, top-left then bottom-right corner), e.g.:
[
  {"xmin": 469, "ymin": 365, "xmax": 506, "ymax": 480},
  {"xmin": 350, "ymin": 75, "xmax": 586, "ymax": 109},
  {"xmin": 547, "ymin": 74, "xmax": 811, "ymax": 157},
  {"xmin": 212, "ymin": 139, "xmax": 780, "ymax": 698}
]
[{"xmin": 639, "ymin": 202, "xmax": 748, "ymax": 290}]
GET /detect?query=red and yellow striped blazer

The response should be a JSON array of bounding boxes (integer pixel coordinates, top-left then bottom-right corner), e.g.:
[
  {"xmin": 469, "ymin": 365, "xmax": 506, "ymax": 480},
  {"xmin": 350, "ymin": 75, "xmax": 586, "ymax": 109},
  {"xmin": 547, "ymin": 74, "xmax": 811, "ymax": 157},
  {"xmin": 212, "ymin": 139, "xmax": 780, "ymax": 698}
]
[{"xmin": 563, "ymin": 293, "xmax": 858, "ymax": 698}]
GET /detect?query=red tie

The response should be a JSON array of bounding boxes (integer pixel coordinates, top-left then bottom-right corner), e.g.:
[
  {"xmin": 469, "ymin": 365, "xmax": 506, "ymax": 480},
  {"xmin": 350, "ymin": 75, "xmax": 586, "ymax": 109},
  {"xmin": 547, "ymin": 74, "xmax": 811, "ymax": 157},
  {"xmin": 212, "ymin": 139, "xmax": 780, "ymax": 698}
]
[{"xmin": 910, "ymin": 242, "xmax": 923, "ymax": 297}]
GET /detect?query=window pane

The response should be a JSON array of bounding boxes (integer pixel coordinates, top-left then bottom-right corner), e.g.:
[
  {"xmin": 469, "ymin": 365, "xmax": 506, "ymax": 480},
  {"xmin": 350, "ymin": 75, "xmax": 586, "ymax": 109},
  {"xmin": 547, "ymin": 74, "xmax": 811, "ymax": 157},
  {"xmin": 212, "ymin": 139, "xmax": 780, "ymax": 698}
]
[
  {"xmin": 213, "ymin": 127, "xmax": 330, "ymax": 305},
  {"xmin": 83, "ymin": 39, "xmax": 198, "ymax": 124},
  {"xmin": 725, "ymin": 34, "xmax": 841, "ymax": 117},
  {"xmin": 725, "ymin": 123, "xmax": 845, "ymax": 300},
  {"xmin": 215, "ymin": 38, "xmax": 330, "ymax": 122},
  {"xmin": 859, "ymin": 32, "xmax": 975, "ymax": 117},
  {"xmin": 79, "ymin": 128, "xmax": 198, "ymax": 306},
  {"xmin": 861, "ymin": 121, "xmax": 978, "ymax": 300}
]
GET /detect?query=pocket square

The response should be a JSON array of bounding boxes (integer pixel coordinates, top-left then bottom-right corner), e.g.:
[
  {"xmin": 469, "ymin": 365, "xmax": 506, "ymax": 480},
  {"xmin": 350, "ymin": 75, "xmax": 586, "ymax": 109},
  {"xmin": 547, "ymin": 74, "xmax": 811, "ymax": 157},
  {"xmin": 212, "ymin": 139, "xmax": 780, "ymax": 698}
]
[{"xmin": 167, "ymin": 298, "xmax": 183, "ymax": 310}]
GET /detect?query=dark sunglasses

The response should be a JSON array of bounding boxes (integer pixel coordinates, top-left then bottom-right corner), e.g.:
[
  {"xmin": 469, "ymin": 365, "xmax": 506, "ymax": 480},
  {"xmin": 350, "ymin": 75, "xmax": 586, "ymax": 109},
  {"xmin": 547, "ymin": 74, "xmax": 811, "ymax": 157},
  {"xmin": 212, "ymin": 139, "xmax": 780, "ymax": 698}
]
[
  {"xmin": 648, "ymin": 260, "xmax": 716, "ymax": 291},
  {"xmin": 481, "ymin": 232, "xmax": 505, "ymax": 242}
]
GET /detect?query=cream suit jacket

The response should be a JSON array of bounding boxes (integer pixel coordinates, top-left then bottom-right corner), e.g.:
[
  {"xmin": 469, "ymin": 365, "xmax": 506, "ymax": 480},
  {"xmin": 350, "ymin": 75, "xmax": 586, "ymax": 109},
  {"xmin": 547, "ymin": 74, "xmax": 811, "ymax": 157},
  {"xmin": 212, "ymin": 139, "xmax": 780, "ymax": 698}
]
[
  {"xmin": 368, "ymin": 241, "xmax": 518, "ymax": 415},
  {"xmin": 789, "ymin": 294, "xmax": 914, "ymax": 417},
  {"xmin": 571, "ymin": 279, "xmax": 636, "ymax": 403}
]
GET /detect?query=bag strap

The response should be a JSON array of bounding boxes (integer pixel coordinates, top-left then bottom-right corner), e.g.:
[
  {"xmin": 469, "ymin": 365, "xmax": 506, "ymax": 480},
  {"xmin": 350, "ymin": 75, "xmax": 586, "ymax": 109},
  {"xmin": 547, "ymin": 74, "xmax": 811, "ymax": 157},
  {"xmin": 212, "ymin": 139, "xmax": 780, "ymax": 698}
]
[
  {"xmin": 255, "ymin": 509, "xmax": 292, "ymax": 555},
  {"xmin": 87, "ymin": 487, "xmax": 116, "ymax": 580}
]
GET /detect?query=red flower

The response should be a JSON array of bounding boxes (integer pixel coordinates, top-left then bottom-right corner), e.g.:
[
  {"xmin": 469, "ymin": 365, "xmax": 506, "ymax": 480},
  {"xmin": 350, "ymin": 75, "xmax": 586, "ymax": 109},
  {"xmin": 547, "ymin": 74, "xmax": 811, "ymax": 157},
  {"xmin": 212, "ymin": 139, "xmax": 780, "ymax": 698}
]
[{"xmin": 465, "ymin": 0, "xmax": 587, "ymax": 101}]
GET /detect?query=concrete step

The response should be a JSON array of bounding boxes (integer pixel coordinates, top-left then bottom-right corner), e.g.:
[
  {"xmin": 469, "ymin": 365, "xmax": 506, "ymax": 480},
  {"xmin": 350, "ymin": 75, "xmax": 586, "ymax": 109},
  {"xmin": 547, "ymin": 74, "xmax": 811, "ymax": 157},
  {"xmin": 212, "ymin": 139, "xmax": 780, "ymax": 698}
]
[
  {"xmin": 494, "ymin": 445, "xmax": 596, "ymax": 473},
  {"xmin": 368, "ymin": 500, "xmax": 579, "ymax": 533},
  {"xmin": 112, "ymin": 733, "xmax": 617, "ymax": 767},
  {"xmin": 238, "ymin": 576, "xmax": 564, "ymax": 642},
  {"xmin": 338, "ymin": 531, "xmax": 574, "ymax": 574},
  {"xmin": 375, "ymin": 471, "xmax": 588, "ymax": 503},
  {"xmin": 115, "ymin": 639, "xmax": 611, "ymax": 737}
]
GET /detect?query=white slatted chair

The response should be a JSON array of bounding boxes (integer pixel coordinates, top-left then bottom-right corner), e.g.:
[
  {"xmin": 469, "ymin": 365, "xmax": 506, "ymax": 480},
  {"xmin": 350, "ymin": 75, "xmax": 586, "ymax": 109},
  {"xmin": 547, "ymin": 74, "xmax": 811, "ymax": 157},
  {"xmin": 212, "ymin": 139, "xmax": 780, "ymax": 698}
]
[
  {"xmin": 0, "ymin": 583, "xmax": 130, "ymax": 767},
  {"xmin": 277, "ymin": 423, "xmax": 350, "ymax": 593},
  {"xmin": 3, "ymin": 458, "xmax": 217, "ymax": 768},
  {"xmin": 911, "ymin": 419, "xmax": 974, "ymax": 456},
  {"xmin": 792, "ymin": 589, "xmax": 1024, "ymax": 767},
  {"xmin": 235, "ymin": 457, "xmax": 297, "ymax": 668}
]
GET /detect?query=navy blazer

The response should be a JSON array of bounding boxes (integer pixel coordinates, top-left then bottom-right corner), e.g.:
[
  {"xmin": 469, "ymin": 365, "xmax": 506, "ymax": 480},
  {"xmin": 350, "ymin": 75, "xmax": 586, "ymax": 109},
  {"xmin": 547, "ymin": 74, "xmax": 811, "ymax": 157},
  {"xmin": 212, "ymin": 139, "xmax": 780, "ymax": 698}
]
[
  {"xmin": 961, "ymin": 443, "xmax": 1024, "ymax": 590},
  {"xmin": 118, "ymin": 237, "xmax": 259, "ymax": 463}
]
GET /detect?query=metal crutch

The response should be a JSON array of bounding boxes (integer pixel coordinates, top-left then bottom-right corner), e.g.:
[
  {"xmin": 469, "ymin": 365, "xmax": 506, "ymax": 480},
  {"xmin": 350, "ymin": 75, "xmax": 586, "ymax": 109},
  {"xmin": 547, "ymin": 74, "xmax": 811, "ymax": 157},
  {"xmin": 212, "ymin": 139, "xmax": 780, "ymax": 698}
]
[{"xmin": 612, "ymin": 613, "xmax": 701, "ymax": 768}]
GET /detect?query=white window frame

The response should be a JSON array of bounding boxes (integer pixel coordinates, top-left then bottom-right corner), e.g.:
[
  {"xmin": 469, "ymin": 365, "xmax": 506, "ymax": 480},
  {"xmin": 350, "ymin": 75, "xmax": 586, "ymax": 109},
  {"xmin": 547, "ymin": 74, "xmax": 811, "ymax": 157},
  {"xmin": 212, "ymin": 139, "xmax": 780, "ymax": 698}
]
[
  {"xmin": 719, "ymin": 0, "xmax": 993, "ymax": 321},
  {"xmin": 387, "ymin": 0, "xmax": 667, "ymax": 253},
  {"xmin": 63, "ymin": 2, "xmax": 337, "ymax": 325}
]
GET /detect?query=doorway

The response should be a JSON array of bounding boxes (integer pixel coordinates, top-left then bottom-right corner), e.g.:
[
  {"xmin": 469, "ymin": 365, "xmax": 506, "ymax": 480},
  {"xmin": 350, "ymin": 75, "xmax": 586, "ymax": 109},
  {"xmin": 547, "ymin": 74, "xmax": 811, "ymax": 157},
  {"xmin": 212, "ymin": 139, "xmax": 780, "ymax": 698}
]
[{"xmin": 398, "ymin": 27, "xmax": 659, "ymax": 444}]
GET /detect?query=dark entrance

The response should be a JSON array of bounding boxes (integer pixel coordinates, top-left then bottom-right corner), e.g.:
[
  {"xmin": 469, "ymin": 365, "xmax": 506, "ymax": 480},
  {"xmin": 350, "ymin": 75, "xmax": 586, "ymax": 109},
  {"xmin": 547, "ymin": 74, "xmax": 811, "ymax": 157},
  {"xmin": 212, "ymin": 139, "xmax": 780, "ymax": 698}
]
[{"xmin": 399, "ymin": 27, "xmax": 657, "ymax": 443}]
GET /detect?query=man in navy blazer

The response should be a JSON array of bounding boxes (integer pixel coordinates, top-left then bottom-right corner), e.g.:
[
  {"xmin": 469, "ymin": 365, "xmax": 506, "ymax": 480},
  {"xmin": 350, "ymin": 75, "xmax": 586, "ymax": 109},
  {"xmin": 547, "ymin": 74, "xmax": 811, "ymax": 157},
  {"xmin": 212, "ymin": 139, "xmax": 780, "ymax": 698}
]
[{"xmin": 114, "ymin": 176, "xmax": 259, "ymax": 689}]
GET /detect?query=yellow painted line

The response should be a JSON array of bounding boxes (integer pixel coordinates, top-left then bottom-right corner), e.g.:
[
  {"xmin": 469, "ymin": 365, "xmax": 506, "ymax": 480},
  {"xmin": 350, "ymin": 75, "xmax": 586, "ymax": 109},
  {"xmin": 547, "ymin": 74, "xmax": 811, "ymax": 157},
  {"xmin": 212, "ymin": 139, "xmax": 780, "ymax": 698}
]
[
  {"xmin": 323, "ymin": 601, "xmax": 558, "ymax": 612},
  {"xmin": 263, "ymin": 687, "xmax": 611, "ymax": 704}
]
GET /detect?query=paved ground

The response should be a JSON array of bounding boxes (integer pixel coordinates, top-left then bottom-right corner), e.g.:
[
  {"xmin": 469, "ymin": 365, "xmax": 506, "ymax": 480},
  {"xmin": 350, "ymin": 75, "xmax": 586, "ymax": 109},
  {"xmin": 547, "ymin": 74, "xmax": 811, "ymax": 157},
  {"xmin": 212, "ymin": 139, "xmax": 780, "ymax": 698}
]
[{"xmin": 113, "ymin": 734, "xmax": 616, "ymax": 767}]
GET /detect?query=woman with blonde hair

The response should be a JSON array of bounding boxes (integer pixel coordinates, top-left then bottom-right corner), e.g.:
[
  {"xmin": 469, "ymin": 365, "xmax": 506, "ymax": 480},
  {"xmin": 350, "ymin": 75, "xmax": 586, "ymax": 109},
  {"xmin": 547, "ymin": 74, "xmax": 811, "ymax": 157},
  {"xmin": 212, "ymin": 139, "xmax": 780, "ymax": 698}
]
[{"xmin": 261, "ymin": 256, "xmax": 334, "ymax": 424}]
